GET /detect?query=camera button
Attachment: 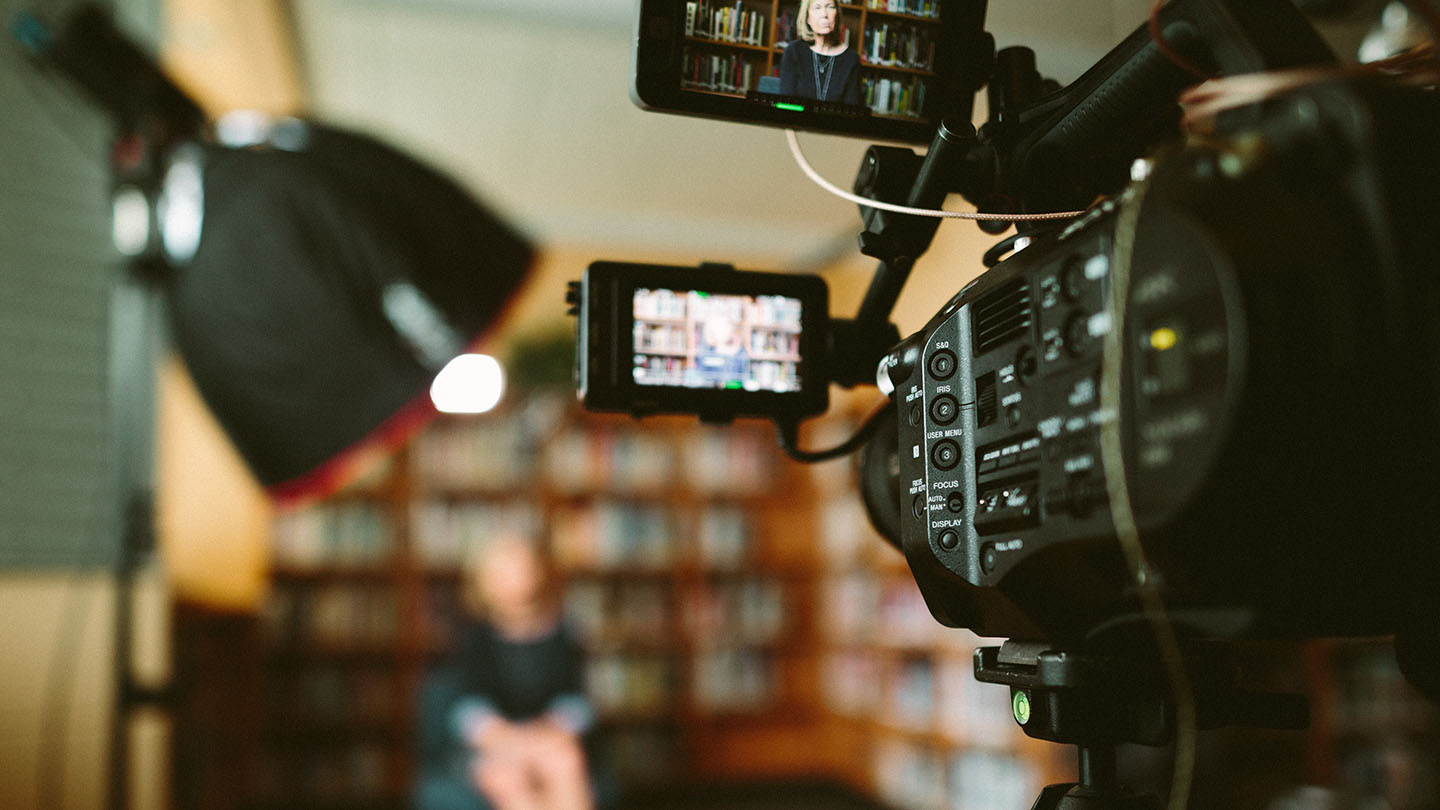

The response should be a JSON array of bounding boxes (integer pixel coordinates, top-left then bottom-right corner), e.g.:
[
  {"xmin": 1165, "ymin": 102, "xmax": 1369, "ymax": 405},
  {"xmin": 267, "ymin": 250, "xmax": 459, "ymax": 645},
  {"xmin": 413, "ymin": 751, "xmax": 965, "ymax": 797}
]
[
  {"xmin": 928, "ymin": 349, "xmax": 957, "ymax": 380},
  {"xmin": 930, "ymin": 395, "xmax": 958, "ymax": 425},
  {"xmin": 931, "ymin": 439, "xmax": 961, "ymax": 470}
]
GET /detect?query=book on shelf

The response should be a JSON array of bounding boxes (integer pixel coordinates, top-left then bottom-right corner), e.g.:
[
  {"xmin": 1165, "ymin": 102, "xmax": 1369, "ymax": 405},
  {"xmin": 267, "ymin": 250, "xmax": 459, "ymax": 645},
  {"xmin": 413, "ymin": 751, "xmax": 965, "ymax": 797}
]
[
  {"xmin": 552, "ymin": 500, "xmax": 676, "ymax": 571},
  {"xmin": 410, "ymin": 498, "xmax": 540, "ymax": 569},
  {"xmin": 585, "ymin": 652, "xmax": 677, "ymax": 716},
  {"xmin": 263, "ymin": 582, "xmax": 399, "ymax": 650},
  {"xmin": 865, "ymin": 0, "xmax": 940, "ymax": 18},
  {"xmin": 873, "ymin": 738, "xmax": 947, "ymax": 810},
  {"xmin": 692, "ymin": 647, "xmax": 778, "ymax": 710},
  {"xmin": 272, "ymin": 502, "xmax": 396, "ymax": 570},
  {"xmin": 682, "ymin": 47, "xmax": 758, "ymax": 95},
  {"xmin": 949, "ymin": 749, "xmax": 1044, "ymax": 810},
  {"xmin": 695, "ymin": 505, "xmax": 752, "ymax": 568},
  {"xmin": 688, "ymin": 0, "xmax": 768, "ymax": 46},
  {"xmin": 862, "ymin": 74, "xmax": 928, "ymax": 119},
  {"xmin": 682, "ymin": 577, "xmax": 787, "ymax": 644},
  {"xmin": 863, "ymin": 20, "xmax": 936, "ymax": 71}
]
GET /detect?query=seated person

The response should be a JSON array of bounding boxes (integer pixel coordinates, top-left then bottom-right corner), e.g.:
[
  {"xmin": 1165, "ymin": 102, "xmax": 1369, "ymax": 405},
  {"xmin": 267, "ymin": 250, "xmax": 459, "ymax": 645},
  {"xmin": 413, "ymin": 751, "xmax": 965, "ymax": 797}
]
[
  {"xmin": 778, "ymin": 0, "xmax": 861, "ymax": 105},
  {"xmin": 415, "ymin": 532, "xmax": 598, "ymax": 810}
]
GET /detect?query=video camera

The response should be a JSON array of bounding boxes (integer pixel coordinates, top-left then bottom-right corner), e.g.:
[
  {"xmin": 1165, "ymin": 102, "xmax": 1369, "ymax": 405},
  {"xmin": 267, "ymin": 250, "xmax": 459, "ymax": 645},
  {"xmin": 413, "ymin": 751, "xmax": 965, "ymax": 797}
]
[{"xmin": 571, "ymin": 1, "xmax": 1440, "ymax": 803}]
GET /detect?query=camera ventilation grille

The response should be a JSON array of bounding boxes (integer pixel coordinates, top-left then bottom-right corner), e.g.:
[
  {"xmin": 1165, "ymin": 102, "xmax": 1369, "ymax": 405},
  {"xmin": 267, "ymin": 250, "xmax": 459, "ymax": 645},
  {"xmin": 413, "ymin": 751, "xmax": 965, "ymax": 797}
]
[{"xmin": 971, "ymin": 277, "xmax": 1032, "ymax": 356}]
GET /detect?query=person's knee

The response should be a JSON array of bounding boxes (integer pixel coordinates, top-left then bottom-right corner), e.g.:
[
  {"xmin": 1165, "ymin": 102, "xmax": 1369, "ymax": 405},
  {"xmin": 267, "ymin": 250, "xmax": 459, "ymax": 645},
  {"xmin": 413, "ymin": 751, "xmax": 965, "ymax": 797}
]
[
  {"xmin": 541, "ymin": 735, "xmax": 588, "ymax": 784},
  {"xmin": 476, "ymin": 758, "xmax": 529, "ymax": 803}
]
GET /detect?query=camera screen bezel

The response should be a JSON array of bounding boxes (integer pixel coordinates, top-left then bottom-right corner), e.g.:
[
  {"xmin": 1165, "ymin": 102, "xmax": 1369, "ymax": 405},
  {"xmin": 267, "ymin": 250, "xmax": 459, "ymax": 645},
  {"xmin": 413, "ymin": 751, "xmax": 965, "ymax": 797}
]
[
  {"xmin": 580, "ymin": 261, "xmax": 830, "ymax": 420},
  {"xmin": 631, "ymin": 0, "xmax": 980, "ymax": 145}
]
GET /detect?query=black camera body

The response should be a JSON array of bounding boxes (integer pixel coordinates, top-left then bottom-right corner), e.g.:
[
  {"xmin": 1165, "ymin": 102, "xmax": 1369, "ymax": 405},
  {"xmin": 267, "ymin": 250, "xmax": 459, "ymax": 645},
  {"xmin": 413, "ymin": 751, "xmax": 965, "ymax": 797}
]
[{"xmin": 884, "ymin": 78, "xmax": 1440, "ymax": 647}]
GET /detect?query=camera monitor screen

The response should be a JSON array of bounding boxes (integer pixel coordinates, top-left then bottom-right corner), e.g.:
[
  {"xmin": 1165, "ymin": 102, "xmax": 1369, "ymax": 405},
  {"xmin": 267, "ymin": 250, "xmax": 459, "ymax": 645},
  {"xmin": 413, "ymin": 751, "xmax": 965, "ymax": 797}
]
[
  {"xmin": 633, "ymin": 287, "xmax": 804, "ymax": 393},
  {"xmin": 576, "ymin": 262, "xmax": 828, "ymax": 420},
  {"xmin": 633, "ymin": 0, "xmax": 981, "ymax": 143}
]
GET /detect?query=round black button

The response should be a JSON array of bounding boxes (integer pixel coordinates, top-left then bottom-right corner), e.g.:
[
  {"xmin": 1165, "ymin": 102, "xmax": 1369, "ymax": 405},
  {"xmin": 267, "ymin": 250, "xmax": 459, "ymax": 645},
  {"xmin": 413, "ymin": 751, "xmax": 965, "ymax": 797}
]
[
  {"xmin": 928, "ymin": 349, "xmax": 957, "ymax": 380},
  {"xmin": 939, "ymin": 529, "xmax": 960, "ymax": 551},
  {"xmin": 912, "ymin": 494, "xmax": 927, "ymax": 520},
  {"xmin": 982, "ymin": 544, "xmax": 999, "ymax": 573},
  {"xmin": 931, "ymin": 439, "xmax": 960, "ymax": 470},
  {"xmin": 930, "ymin": 395, "xmax": 958, "ymax": 425},
  {"xmin": 1065, "ymin": 312, "xmax": 1091, "ymax": 357},
  {"xmin": 946, "ymin": 492, "xmax": 965, "ymax": 513},
  {"xmin": 1062, "ymin": 256, "xmax": 1088, "ymax": 301},
  {"xmin": 908, "ymin": 403, "xmax": 923, "ymax": 427},
  {"xmin": 1015, "ymin": 345, "xmax": 1037, "ymax": 384}
]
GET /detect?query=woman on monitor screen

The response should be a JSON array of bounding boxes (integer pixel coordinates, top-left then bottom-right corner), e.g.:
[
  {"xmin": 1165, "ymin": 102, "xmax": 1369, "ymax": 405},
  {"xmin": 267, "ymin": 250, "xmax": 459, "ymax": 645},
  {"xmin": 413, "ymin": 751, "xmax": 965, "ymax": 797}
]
[{"xmin": 778, "ymin": 0, "xmax": 861, "ymax": 104}]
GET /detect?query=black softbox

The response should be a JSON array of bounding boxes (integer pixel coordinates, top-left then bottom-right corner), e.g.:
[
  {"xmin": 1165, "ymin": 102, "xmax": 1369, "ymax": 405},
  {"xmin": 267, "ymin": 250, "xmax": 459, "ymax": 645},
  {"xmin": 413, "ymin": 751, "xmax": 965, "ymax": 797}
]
[{"xmin": 165, "ymin": 123, "xmax": 533, "ymax": 502}]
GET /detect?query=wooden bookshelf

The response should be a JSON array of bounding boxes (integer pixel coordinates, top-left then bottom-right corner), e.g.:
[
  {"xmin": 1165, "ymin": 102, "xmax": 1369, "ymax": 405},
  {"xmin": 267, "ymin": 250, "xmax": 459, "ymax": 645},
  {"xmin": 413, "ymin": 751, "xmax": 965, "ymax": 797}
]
[
  {"xmin": 681, "ymin": 0, "xmax": 943, "ymax": 118},
  {"xmin": 224, "ymin": 394, "xmax": 836, "ymax": 808}
]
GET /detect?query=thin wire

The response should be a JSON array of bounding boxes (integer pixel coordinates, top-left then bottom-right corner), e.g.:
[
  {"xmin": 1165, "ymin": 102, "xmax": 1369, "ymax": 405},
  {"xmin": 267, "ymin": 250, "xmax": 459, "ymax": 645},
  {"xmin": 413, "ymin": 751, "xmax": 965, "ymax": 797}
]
[
  {"xmin": 1098, "ymin": 175, "xmax": 1197, "ymax": 810},
  {"xmin": 777, "ymin": 397, "xmax": 891, "ymax": 463},
  {"xmin": 785, "ymin": 129, "xmax": 1085, "ymax": 222}
]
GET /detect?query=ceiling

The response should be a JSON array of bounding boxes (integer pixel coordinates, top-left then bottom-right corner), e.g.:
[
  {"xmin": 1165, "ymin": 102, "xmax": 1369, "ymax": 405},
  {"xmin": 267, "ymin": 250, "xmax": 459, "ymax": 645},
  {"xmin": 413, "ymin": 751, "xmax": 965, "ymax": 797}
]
[
  {"xmin": 285, "ymin": 0, "xmax": 1163, "ymax": 267},
  {"xmin": 284, "ymin": 0, "xmax": 1388, "ymax": 270}
]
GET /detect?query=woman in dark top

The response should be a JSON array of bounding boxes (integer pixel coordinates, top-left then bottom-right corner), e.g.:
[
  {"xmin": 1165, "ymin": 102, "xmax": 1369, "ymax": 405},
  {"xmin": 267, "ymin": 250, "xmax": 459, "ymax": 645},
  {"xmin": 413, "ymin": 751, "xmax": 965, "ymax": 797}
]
[
  {"xmin": 415, "ymin": 533, "xmax": 597, "ymax": 810},
  {"xmin": 778, "ymin": 0, "xmax": 862, "ymax": 105}
]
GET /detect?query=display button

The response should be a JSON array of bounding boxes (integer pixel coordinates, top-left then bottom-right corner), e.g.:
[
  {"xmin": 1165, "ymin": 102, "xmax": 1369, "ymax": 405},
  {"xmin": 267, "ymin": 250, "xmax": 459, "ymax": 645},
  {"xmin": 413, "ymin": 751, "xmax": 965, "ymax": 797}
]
[{"xmin": 939, "ymin": 529, "xmax": 960, "ymax": 551}]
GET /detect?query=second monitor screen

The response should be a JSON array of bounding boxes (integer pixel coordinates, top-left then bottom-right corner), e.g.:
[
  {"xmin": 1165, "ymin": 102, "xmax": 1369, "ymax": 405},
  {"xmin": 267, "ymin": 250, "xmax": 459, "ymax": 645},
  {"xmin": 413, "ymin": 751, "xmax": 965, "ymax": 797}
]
[{"xmin": 632, "ymin": 288, "xmax": 805, "ymax": 393}]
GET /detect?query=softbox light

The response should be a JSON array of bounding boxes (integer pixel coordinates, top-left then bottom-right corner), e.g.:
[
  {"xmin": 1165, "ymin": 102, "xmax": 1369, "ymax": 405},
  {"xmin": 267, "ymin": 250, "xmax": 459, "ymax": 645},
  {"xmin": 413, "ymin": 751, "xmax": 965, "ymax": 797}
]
[
  {"xmin": 21, "ymin": 3, "xmax": 533, "ymax": 503},
  {"xmin": 163, "ymin": 122, "xmax": 533, "ymax": 501}
]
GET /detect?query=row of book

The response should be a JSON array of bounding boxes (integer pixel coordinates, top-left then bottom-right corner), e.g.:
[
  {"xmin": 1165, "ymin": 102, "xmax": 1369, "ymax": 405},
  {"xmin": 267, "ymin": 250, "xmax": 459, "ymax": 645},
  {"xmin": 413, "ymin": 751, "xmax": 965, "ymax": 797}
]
[
  {"xmin": 586, "ymin": 648, "xmax": 783, "ymax": 715},
  {"xmin": 565, "ymin": 580, "xmax": 675, "ymax": 647},
  {"xmin": 863, "ymin": 74, "xmax": 929, "ymax": 119},
  {"xmin": 873, "ymin": 741, "xmax": 1044, "ymax": 810},
  {"xmin": 252, "ymin": 742, "xmax": 391, "ymax": 805},
  {"xmin": 271, "ymin": 502, "xmax": 396, "ymax": 570},
  {"xmin": 262, "ymin": 583, "xmax": 399, "ymax": 649},
  {"xmin": 544, "ymin": 423, "xmax": 778, "ymax": 496},
  {"xmin": 552, "ymin": 500, "xmax": 677, "ymax": 571},
  {"xmin": 564, "ymin": 577, "xmax": 790, "ymax": 650},
  {"xmin": 822, "ymin": 573, "xmax": 967, "ymax": 648},
  {"xmin": 823, "ymin": 649, "xmax": 1020, "ymax": 744},
  {"xmin": 864, "ymin": 0, "xmax": 941, "ymax": 19},
  {"xmin": 586, "ymin": 652, "xmax": 678, "ymax": 716},
  {"xmin": 410, "ymin": 498, "xmax": 541, "ymax": 569},
  {"xmin": 681, "ymin": 47, "xmax": 760, "ymax": 95},
  {"xmin": 863, "ymin": 21, "xmax": 936, "ymax": 71},
  {"xmin": 264, "ymin": 664, "xmax": 396, "ymax": 727},
  {"xmin": 685, "ymin": 0, "xmax": 768, "ymax": 46},
  {"xmin": 682, "ymin": 578, "xmax": 788, "ymax": 644},
  {"xmin": 692, "ymin": 647, "xmax": 779, "ymax": 710},
  {"xmin": 412, "ymin": 417, "xmax": 537, "ymax": 491}
]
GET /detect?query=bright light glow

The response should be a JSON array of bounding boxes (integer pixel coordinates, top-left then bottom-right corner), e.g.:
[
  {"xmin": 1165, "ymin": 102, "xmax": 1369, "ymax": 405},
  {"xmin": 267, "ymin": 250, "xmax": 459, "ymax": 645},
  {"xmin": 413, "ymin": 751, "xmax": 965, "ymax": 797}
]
[
  {"xmin": 430, "ymin": 354, "xmax": 504, "ymax": 414},
  {"xmin": 112, "ymin": 186, "xmax": 150, "ymax": 257}
]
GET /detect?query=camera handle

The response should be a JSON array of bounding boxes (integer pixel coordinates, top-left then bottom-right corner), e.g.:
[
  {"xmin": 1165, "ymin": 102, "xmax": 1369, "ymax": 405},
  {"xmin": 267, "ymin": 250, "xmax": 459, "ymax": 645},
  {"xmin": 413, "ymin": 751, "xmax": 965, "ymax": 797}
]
[{"xmin": 974, "ymin": 641, "xmax": 1309, "ymax": 810}]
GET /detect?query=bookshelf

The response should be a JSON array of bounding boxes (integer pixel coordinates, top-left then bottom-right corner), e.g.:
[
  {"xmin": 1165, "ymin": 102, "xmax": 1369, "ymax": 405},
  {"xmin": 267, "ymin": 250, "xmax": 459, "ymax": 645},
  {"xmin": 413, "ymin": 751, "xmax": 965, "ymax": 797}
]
[
  {"xmin": 681, "ymin": 0, "xmax": 944, "ymax": 120},
  {"xmin": 234, "ymin": 394, "xmax": 831, "ymax": 808}
]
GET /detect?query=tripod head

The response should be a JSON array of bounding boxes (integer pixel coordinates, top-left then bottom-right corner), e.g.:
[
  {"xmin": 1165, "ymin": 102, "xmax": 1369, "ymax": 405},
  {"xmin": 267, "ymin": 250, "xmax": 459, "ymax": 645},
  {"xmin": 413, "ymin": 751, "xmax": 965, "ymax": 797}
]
[{"xmin": 974, "ymin": 640, "xmax": 1309, "ymax": 809}]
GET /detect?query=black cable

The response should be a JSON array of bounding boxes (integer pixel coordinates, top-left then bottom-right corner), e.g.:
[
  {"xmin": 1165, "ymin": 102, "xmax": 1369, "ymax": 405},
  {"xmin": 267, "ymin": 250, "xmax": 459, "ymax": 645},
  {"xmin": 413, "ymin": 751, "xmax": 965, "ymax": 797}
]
[{"xmin": 777, "ymin": 398, "xmax": 893, "ymax": 463}]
